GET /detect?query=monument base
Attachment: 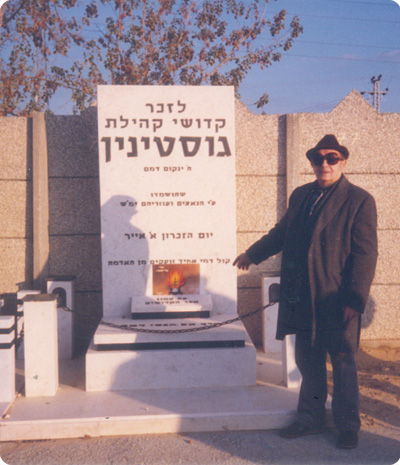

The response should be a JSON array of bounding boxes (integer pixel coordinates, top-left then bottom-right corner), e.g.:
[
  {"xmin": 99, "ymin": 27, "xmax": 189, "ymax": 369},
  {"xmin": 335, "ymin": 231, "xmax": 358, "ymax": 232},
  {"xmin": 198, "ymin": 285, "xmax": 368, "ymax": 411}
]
[
  {"xmin": 0, "ymin": 352, "xmax": 311, "ymax": 442},
  {"xmin": 85, "ymin": 320, "xmax": 256, "ymax": 392}
]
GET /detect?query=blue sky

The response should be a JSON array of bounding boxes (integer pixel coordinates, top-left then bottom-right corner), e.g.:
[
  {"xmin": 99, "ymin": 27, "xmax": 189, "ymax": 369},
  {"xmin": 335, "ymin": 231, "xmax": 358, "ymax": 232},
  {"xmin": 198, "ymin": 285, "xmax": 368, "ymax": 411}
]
[
  {"xmin": 239, "ymin": 0, "xmax": 400, "ymax": 114},
  {"xmin": 38, "ymin": 0, "xmax": 400, "ymax": 115}
]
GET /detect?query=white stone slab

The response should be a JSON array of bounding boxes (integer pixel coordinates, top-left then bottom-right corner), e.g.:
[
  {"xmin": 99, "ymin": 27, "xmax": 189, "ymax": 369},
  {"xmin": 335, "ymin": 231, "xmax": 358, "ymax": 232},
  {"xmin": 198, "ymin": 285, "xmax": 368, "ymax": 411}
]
[
  {"xmin": 0, "ymin": 316, "xmax": 16, "ymax": 403},
  {"xmin": 17, "ymin": 289, "xmax": 41, "ymax": 300},
  {"xmin": 0, "ymin": 348, "xmax": 15, "ymax": 404},
  {"xmin": 0, "ymin": 315, "xmax": 14, "ymax": 331},
  {"xmin": 93, "ymin": 318, "xmax": 247, "ymax": 345},
  {"xmin": 98, "ymin": 86, "xmax": 237, "ymax": 318},
  {"xmin": 0, "ymin": 331, "xmax": 14, "ymax": 345},
  {"xmin": 86, "ymin": 342, "xmax": 256, "ymax": 391},
  {"xmin": 261, "ymin": 275, "xmax": 281, "ymax": 353},
  {"xmin": 131, "ymin": 294, "xmax": 213, "ymax": 313},
  {"xmin": 16, "ymin": 290, "xmax": 41, "ymax": 360},
  {"xmin": 23, "ymin": 295, "xmax": 59, "ymax": 397}
]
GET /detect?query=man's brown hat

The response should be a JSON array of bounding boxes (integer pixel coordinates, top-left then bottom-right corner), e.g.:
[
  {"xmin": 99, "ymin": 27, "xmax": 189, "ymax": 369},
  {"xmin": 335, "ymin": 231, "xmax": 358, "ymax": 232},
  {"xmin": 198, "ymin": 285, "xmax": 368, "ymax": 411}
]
[{"xmin": 306, "ymin": 134, "xmax": 349, "ymax": 160}]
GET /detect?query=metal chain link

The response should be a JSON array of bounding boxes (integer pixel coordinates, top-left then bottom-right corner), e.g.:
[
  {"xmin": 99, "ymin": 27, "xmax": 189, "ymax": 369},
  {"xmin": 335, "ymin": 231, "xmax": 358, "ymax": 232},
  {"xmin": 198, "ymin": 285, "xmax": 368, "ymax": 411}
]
[{"xmin": 61, "ymin": 300, "xmax": 276, "ymax": 334}]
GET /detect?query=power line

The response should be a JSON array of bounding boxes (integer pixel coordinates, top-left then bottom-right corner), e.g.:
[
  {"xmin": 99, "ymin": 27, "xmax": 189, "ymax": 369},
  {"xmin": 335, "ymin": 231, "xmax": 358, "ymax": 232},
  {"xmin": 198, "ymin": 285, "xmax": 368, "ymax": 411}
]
[
  {"xmin": 296, "ymin": 40, "xmax": 400, "ymax": 51},
  {"xmin": 296, "ymin": 99, "xmax": 342, "ymax": 113},
  {"xmin": 327, "ymin": 0, "xmax": 394, "ymax": 5},
  {"xmin": 286, "ymin": 53, "xmax": 400, "ymax": 64},
  {"xmin": 327, "ymin": 0, "xmax": 392, "ymax": 5},
  {"xmin": 287, "ymin": 12, "xmax": 400, "ymax": 24}
]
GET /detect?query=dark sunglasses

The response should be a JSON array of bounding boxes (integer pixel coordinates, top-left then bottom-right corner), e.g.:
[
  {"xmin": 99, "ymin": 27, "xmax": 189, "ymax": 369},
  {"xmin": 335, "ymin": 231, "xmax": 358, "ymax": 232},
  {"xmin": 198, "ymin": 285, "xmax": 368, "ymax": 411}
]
[{"xmin": 310, "ymin": 152, "xmax": 344, "ymax": 166}]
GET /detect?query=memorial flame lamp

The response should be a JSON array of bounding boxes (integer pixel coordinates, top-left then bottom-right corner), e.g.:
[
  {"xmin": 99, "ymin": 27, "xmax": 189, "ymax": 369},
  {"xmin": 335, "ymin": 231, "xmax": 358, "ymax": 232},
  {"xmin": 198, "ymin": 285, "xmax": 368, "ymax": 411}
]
[{"xmin": 166, "ymin": 270, "xmax": 185, "ymax": 295}]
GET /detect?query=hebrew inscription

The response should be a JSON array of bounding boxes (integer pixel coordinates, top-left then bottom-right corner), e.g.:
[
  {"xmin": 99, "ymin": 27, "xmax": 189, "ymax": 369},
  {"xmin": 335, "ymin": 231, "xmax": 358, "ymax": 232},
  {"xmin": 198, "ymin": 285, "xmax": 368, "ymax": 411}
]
[{"xmin": 98, "ymin": 86, "xmax": 237, "ymax": 317}]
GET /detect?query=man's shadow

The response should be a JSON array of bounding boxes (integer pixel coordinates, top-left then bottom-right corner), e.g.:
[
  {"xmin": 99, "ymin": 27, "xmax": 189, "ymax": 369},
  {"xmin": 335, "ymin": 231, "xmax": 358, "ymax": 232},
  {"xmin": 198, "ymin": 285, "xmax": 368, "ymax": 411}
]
[{"xmin": 100, "ymin": 195, "xmax": 149, "ymax": 318}]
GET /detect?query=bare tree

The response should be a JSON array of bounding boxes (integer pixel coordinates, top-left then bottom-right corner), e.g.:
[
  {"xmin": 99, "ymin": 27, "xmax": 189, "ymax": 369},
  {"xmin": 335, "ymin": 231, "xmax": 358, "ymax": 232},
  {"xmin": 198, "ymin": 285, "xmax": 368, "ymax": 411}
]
[{"xmin": 0, "ymin": 0, "xmax": 302, "ymax": 115}]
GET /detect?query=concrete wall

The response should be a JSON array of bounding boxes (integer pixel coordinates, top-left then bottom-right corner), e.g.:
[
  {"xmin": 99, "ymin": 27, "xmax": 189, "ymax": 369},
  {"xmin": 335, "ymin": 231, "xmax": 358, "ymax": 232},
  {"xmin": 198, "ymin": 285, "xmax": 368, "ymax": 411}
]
[
  {"xmin": 0, "ymin": 117, "xmax": 33, "ymax": 293},
  {"xmin": 236, "ymin": 90, "xmax": 400, "ymax": 344},
  {"xmin": 46, "ymin": 108, "xmax": 102, "ymax": 351},
  {"xmin": 0, "ymin": 90, "xmax": 399, "ymax": 353},
  {"xmin": 235, "ymin": 104, "xmax": 285, "ymax": 344}
]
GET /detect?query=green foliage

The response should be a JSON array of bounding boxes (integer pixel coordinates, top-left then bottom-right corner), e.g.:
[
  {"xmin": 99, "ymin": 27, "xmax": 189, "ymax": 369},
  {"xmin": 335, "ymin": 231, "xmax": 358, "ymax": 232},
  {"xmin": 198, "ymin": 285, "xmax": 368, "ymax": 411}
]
[{"xmin": 0, "ymin": 0, "xmax": 302, "ymax": 115}]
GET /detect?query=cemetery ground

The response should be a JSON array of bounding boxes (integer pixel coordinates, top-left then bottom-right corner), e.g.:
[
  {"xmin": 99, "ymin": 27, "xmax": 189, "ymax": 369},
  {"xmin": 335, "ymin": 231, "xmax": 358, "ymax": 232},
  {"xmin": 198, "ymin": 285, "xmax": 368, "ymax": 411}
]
[
  {"xmin": 0, "ymin": 345, "xmax": 399, "ymax": 465},
  {"xmin": 351, "ymin": 344, "xmax": 400, "ymax": 434}
]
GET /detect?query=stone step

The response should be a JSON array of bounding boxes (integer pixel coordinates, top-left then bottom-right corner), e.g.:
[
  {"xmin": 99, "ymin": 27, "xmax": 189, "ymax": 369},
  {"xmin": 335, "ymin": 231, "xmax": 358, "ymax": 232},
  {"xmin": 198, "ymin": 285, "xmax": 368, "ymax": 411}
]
[
  {"xmin": 86, "ymin": 341, "xmax": 257, "ymax": 391},
  {"xmin": 93, "ymin": 317, "xmax": 248, "ymax": 348}
]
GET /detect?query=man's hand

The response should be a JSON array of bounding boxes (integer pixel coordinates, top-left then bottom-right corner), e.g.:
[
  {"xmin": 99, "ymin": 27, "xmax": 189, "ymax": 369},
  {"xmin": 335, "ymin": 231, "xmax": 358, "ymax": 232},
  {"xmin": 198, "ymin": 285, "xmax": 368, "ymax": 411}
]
[
  {"xmin": 343, "ymin": 306, "xmax": 359, "ymax": 322},
  {"xmin": 233, "ymin": 253, "xmax": 253, "ymax": 270}
]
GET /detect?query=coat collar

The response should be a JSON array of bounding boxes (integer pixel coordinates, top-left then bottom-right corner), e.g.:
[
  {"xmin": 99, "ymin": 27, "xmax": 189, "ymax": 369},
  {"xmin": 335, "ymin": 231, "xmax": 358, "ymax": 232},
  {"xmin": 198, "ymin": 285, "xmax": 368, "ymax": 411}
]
[{"xmin": 311, "ymin": 175, "xmax": 350, "ymax": 240}]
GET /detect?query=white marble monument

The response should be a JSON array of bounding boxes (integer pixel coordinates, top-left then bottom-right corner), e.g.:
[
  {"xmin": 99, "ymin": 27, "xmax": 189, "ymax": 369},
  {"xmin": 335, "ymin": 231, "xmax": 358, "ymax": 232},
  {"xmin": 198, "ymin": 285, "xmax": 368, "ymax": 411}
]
[
  {"xmin": 86, "ymin": 85, "xmax": 256, "ymax": 391},
  {"xmin": 98, "ymin": 85, "xmax": 237, "ymax": 318}
]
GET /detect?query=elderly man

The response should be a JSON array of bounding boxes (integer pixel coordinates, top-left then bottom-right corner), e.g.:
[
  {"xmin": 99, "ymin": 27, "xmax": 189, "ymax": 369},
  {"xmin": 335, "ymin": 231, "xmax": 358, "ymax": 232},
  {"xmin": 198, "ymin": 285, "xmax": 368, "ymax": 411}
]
[{"xmin": 234, "ymin": 135, "xmax": 378, "ymax": 449}]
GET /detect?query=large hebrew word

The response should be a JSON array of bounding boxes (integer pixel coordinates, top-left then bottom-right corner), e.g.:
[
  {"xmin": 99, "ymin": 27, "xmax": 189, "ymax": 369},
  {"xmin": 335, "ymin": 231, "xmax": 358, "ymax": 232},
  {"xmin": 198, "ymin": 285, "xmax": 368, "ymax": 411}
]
[{"xmin": 101, "ymin": 136, "xmax": 232, "ymax": 162}]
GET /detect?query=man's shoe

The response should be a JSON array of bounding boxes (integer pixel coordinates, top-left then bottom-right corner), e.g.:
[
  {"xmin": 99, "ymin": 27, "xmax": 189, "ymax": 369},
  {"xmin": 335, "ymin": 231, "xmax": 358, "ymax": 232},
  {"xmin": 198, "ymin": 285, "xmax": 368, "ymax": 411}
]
[
  {"xmin": 279, "ymin": 421, "xmax": 324, "ymax": 439},
  {"xmin": 336, "ymin": 431, "xmax": 358, "ymax": 449}
]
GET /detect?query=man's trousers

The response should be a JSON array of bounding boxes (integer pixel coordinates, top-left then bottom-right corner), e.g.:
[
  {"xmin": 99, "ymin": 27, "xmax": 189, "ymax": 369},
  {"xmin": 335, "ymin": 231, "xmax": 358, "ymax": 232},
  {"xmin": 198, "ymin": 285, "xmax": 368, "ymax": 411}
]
[{"xmin": 294, "ymin": 316, "xmax": 361, "ymax": 433}]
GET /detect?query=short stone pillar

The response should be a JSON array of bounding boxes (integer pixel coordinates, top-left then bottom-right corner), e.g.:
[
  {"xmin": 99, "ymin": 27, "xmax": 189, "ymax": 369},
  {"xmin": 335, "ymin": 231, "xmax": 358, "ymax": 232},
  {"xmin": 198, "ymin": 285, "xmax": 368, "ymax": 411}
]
[
  {"xmin": 262, "ymin": 275, "xmax": 301, "ymax": 389},
  {"xmin": 16, "ymin": 290, "xmax": 41, "ymax": 360},
  {"xmin": 261, "ymin": 273, "xmax": 281, "ymax": 353},
  {"xmin": 46, "ymin": 276, "xmax": 76, "ymax": 359},
  {"xmin": 0, "ymin": 315, "xmax": 16, "ymax": 403},
  {"xmin": 23, "ymin": 294, "xmax": 58, "ymax": 397}
]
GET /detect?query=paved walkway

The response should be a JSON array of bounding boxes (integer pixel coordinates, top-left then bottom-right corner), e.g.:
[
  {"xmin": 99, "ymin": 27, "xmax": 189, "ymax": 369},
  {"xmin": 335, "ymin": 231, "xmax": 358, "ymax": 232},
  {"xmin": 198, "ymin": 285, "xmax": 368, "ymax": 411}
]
[
  {"xmin": 1, "ymin": 351, "xmax": 398, "ymax": 464},
  {"xmin": 0, "ymin": 424, "xmax": 399, "ymax": 465}
]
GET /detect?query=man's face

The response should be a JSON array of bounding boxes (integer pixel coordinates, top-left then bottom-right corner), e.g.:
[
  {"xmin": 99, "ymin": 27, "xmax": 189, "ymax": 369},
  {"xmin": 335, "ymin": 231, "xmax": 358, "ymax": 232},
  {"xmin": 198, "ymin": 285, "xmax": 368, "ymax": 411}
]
[{"xmin": 310, "ymin": 149, "xmax": 347, "ymax": 187}]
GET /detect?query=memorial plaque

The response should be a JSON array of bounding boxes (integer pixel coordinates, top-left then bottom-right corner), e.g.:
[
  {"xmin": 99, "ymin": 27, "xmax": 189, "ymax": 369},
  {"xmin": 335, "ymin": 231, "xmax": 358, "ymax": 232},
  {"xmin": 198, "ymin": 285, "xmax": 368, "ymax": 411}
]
[{"xmin": 98, "ymin": 86, "xmax": 237, "ymax": 318}]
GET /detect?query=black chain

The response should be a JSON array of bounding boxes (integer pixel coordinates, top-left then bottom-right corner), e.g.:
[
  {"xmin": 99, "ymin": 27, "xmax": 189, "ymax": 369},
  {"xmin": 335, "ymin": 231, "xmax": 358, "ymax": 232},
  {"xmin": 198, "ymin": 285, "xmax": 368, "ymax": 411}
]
[{"xmin": 61, "ymin": 301, "xmax": 276, "ymax": 334}]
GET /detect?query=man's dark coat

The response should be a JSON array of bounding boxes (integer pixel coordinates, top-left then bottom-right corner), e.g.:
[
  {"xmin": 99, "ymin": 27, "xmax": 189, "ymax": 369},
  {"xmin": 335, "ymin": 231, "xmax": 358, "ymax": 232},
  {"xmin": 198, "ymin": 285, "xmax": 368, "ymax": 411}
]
[{"xmin": 246, "ymin": 175, "xmax": 378, "ymax": 343}]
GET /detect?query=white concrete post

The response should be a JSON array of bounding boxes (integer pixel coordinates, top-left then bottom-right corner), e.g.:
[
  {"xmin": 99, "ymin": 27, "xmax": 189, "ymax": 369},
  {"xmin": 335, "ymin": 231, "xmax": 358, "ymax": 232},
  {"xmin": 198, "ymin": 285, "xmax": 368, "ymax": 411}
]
[
  {"xmin": 261, "ymin": 275, "xmax": 302, "ymax": 388},
  {"xmin": 261, "ymin": 274, "xmax": 281, "ymax": 353},
  {"xmin": 283, "ymin": 336, "xmax": 302, "ymax": 389},
  {"xmin": 16, "ymin": 290, "xmax": 41, "ymax": 360},
  {"xmin": 0, "ymin": 316, "xmax": 16, "ymax": 403},
  {"xmin": 46, "ymin": 276, "xmax": 76, "ymax": 359},
  {"xmin": 23, "ymin": 294, "xmax": 58, "ymax": 397}
]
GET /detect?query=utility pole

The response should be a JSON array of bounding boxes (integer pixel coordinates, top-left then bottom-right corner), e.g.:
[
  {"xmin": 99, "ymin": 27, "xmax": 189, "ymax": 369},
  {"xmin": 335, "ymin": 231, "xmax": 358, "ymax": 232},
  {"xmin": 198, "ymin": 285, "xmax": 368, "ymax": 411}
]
[{"xmin": 361, "ymin": 75, "xmax": 389, "ymax": 112}]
